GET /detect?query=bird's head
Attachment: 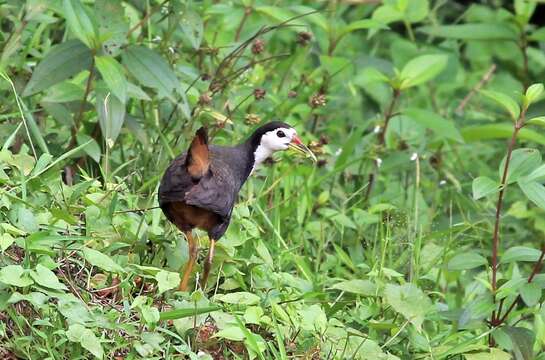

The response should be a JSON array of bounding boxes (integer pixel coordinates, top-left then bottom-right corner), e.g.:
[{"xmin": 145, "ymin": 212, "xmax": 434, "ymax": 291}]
[{"xmin": 249, "ymin": 121, "xmax": 316, "ymax": 169}]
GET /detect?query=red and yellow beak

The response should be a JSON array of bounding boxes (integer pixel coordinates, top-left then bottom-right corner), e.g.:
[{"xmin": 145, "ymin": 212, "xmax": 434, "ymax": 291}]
[{"xmin": 288, "ymin": 135, "xmax": 317, "ymax": 163}]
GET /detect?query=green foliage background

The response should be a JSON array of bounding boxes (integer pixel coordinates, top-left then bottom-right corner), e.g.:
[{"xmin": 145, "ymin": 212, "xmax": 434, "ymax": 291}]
[{"xmin": 2, "ymin": 0, "xmax": 545, "ymax": 359}]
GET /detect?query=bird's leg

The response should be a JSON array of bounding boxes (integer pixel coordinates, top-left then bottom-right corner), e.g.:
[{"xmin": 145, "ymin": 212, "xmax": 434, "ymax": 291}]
[
  {"xmin": 200, "ymin": 239, "xmax": 216, "ymax": 290},
  {"xmin": 179, "ymin": 231, "xmax": 199, "ymax": 291}
]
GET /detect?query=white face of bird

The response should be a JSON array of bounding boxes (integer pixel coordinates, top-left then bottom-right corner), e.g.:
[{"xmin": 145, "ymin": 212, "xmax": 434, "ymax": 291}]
[{"xmin": 252, "ymin": 127, "xmax": 316, "ymax": 172}]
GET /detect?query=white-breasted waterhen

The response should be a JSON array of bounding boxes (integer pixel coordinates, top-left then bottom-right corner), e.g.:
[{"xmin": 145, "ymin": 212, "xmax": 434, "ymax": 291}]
[{"xmin": 159, "ymin": 121, "xmax": 316, "ymax": 291}]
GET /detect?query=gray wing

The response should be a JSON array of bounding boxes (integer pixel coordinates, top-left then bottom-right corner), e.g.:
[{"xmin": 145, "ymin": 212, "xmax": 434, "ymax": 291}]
[{"xmin": 184, "ymin": 163, "xmax": 237, "ymax": 220}]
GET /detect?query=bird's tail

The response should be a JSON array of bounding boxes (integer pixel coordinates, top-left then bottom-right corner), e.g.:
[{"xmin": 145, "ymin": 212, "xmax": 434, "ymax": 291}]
[{"xmin": 186, "ymin": 127, "xmax": 210, "ymax": 180}]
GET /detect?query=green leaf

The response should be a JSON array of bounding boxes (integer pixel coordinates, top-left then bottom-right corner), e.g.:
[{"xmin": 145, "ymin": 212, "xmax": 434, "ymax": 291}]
[
  {"xmin": 214, "ymin": 326, "xmax": 245, "ymax": 341},
  {"xmin": 23, "ymin": 40, "xmax": 92, "ymax": 96},
  {"xmin": 399, "ymin": 54, "xmax": 448, "ymax": 89},
  {"xmin": 522, "ymin": 164, "xmax": 545, "ymax": 183},
  {"xmin": 464, "ymin": 349, "xmax": 512, "ymax": 360},
  {"xmin": 82, "ymin": 247, "xmax": 124, "ymax": 273},
  {"xmin": 417, "ymin": 23, "xmax": 518, "ymax": 40},
  {"xmin": 0, "ymin": 265, "xmax": 34, "ymax": 287},
  {"xmin": 384, "ymin": 284, "xmax": 431, "ymax": 330},
  {"xmin": 518, "ymin": 180, "xmax": 545, "ymax": 210},
  {"xmin": 96, "ymin": 83, "xmax": 126, "ymax": 147},
  {"xmin": 331, "ymin": 279, "xmax": 377, "ymax": 296},
  {"xmin": 529, "ymin": 27, "xmax": 545, "ymax": 41},
  {"xmin": 461, "ymin": 124, "xmax": 545, "ymax": 145},
  {"xmin": 67, "ymin": 324, "xmax": 104, "ymax": 359},
  {"xmin": 30, "ymin": 264, "xmax": 67, "ymax": 290},
  {"xmin": 340, "ymin": 19, "xmax": 388, "ymax": 37},
  {"xmin": 503, "ymin": 326, "xmax": 535, "ymax": 360},
  {"xmin": 95, "ymin": 0, "xmax": 128, "ymax": 56},
  {"xmin": 180, "ymin": 11, "xmax": 203, "ymax": 50},
  {"xmin": 155, "ymin": 270, "xmax": 180, "ymax": 294},
  {"xmin": 525, "ymin": 83, "xmax": 543, "ymax": 106},
  {"xmin": 122, "ymin": 45, "xmax": 178, "ymax": 102},
  {"xmin": 499, "ymin": 148, "xmax": 541, "ymax": 184},
  {"xmin": 95, "ymin": 56, "xmax": 127, "ymax": 104},
  {"xmin": 0, "ymin": 233, "xmax": 15, "ymax": 252},
  {"xmin": 501, "ymin": 246, "xmax": 542, "ymax": 263},
  {"xmin": 216, "ymin": 292, "xmax": 260, "ymax": 305},
  {"xmin": 472, "ymin": 176, "xmax": 499, "ymax": 200},
  {"xmin": 520, "ymin": 282, "xmax": 541, "ymax": 307},
  {"xmin": 76, "ymin": 133, "xmax": 101, "ymax": 163},
  {"xmin": 159, "ymin": 305, "xmax": 220, "ymax": 320},
  {"xmin": 63, "ymin": 0, "xmax": 98, "ymax": 49},
  {"xmin": 526, "ymin": 116, "xmax": 545, "ymax": 127},
  {"xmin": 299, "ymin": 304, "xmax": 327, "ymax": 332},
  {"xmin": 403, "ymin": 108, "xmax": 463, "ymax": 142},
  {"xmin": 481, "ymin": 90, "xmax": 520, "ymax": 120},
  {"xmin": 448, "ymin": 253, "xmax": 487, "ymax": 270},
  {"xmin": 140, "ymin": 305, "xmax": 160, "ymax": 325}
]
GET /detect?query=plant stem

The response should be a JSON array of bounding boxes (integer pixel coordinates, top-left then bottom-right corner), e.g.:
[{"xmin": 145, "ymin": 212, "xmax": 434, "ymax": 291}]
[
  {"xmin": 68, "ymin": 56, "xmax": 95, "ymax": 150},
  {"xmin": 364, "ymin": 88, "xmax": 401, "ymax": 201},
  {"xmin": 127, "ymin": 0, "xmax": 170, "ymax": 38},
  {"xmin": 490, "ymin": 109, "xmax": 526, "ymax": 328},
  {"xmin": 235, "ymin": 7, "xmax": 252, "ymax": 41}
]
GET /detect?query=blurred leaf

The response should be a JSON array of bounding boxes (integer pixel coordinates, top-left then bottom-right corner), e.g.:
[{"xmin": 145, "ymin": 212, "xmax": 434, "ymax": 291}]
[
  {"xmin": 399, "ymin": 54, "xmax": 448, "ymax": 89},
  {"xmin": 525, "ymin": 83, "xmax": 543, "ymax": 106},
  {"xmin": 67, "ymin": 324, "xmax": 104, "ymax": 359},
  {"xmin": 76, "ymin": 133, "xmax": 101, "ymax": 163},
  {"xmin": 384, "ymin": 283, "xmax": 431, "ymax": 330},
  {"xmin": 499, "ymin": 148, "xmax": 541, "ymax": 184},
  {"xmin": 122, "ymin": 45, "xmax": 179, "ymax": 103},
  {"xmin": 340, "ymin": 19, "xmax": 388, "ymax": 37},
  {"xmin": 216, "ymin": 292, "xmax": 260, "ymax": 305},
  {"xmin": 23, "ymin": 40, "xmax": 92, "ymax": 96},
  {"xmin": 526, "ymin": 116, "xmax": 545, "ymax": 127},
  {"xmin": 95, "ymin": 0, "xmax": 128, "ymax": 56},
  {"xmin": 159, "ymin": 306, "xmax": 220, "ymax": 320},
  {"xmin": 82, "ymin": 247, "xmax": 125, "ymax": 273},
  {"xmin": 30, "ymin": 264, "xmax": 67, "ymax": 290},
  {"xmin": 481, "ymin": 90, "xmax": 520, "ymax": 120},
  {"xmin": 518, "ymin": 180, "xmax": 545, "ymax": 210},
  {"xmin": 331, "ymin": 279, "xmax": 377, "ymax": 296},
  {"xmin": 0, "ymin": 265, "xmax": 33, "ymax": 287},
  {"xmin": 464, "ymin": 349, "xmax": 512, "ymax": 360},
  {"xmin": 503, "ymin": 326, "xmax": 535, "ymax": 360},
  {"xmin": 448, "ymin": 253, "xmax": 487, "ymax": 270},
  {"xmin": 155, "ymin": 270, "xmax": 180, "ymax": 294},
  {"xmin": 529, "ymin": 27, "xmax": 545, "ymax": 41},
  {"xmin": 96, "ymin": 83, "xmax": 126, "ymax": 146},
  {"xmin": 180, "ymin": 10, "xmax": 203, "ymax": 49},
  {"xmin": 418, "ymin": 23, "xmax": 518, "ymax": 40},
  {"xmin": 95, "ymin": 56, "xmax": 127, "ymax": 103},
  {"xmin": 63, "ymin": 0, "xmax": 98, "ymax": 49},
  {"xmin": 501, "ymin": 246, "xmax": 542, "ymax": 263},
  {"xmin": 520, "ymin": 282, "xmax": 541, "ymax": 307},
  {"xmin": 214, "ymin": 326, "xmax": 245, "ymax": 341},
  {"xmin": 403, "ymin": 108, "xmax": 463, "ymax": 142},
  {"xmin": 461, "ymin": 124, "xmax": 545, "ymax": 145},
  {"xmin": 472, "ymin": 176, "xmax": 499, "ymax": 200}
]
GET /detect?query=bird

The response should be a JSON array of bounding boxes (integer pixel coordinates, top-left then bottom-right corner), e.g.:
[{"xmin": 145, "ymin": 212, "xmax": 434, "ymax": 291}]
[{"xmin": 158, "ymin": 121, "xmax": 316, "ymax": 291}]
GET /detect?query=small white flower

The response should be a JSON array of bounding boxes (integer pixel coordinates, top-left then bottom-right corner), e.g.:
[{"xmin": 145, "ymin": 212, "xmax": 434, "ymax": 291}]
[
  {"xmin": 335, "ymin": 148, "xmax": 342, "ymax": 156},
  {"xmin": 161, "ymin": 6, "xmax": 169, "ymax": 14},
  {"xmin": 376, "ymin": 158, "xmax": 382, "ymax": 167},
  {"xmin": 153, "ymin": 35, "xmax": 162, "ymax": 42},
  {"xmin": 168, "ymin": 46, "xmax": 175, "ymax": 54},
  {"xmin": 410, "ymin": 152, "xmax": 418, "ymax": 161},
  {"xmin": 439, "ymin": 180, "xmax": 447, "ymax": 186},
  {"xmin": 373, "ymin": 125, "xmax": 381, "ymax": 134}
]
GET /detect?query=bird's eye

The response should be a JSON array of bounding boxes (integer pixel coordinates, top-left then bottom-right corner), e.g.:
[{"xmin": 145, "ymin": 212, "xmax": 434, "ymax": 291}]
[{"xmin": 277, "ymin": 130, "xmax": 286, "ymax": 138}]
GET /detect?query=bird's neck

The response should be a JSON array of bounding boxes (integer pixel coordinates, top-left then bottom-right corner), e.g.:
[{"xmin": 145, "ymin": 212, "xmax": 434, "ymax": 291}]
[{"xmin": 237, "ymin": 134, "xmax": 273, "ymax": 179}]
